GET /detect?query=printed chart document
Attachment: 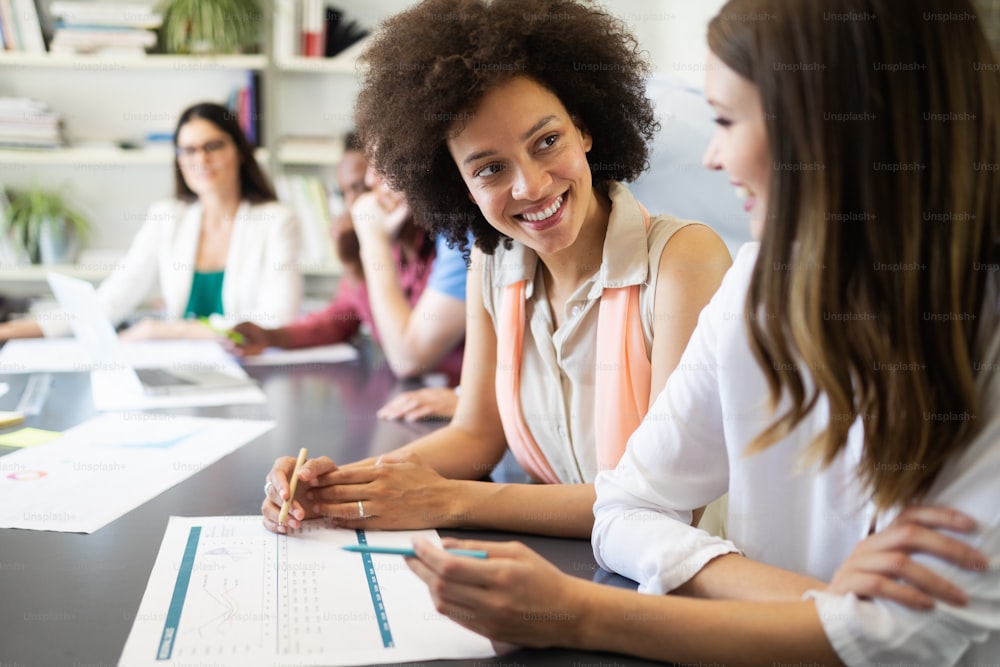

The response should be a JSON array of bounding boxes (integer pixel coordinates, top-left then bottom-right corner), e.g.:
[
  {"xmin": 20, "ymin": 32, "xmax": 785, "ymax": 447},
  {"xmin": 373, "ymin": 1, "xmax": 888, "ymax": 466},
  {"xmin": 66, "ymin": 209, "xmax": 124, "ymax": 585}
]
[
  {"xmin": 0, "ymin": 413, "xmax": 273, "ymax": 533},
  {"xmin": 119, "ymin": 516, "xmax": 497, "ymax": 666}
]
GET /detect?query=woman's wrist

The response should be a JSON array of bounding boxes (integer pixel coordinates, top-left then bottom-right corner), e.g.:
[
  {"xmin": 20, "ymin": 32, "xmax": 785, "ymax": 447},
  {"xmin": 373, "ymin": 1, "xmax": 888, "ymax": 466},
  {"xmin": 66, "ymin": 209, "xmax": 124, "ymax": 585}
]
[{"xmin": 440, "ymin": 478, "xmax": 477, "ymax": 529}]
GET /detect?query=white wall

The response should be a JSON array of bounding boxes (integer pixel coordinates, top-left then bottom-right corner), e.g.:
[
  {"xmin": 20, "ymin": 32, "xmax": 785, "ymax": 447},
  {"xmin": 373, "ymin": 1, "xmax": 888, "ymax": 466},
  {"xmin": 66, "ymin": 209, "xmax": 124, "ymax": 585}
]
[
  {"xmin": 603, "ymin": 0, "xmax": 728, "ymax": 85},
  {"xmin": 0, "ymin": 0, "xmax": 731, "ymax": 256}
]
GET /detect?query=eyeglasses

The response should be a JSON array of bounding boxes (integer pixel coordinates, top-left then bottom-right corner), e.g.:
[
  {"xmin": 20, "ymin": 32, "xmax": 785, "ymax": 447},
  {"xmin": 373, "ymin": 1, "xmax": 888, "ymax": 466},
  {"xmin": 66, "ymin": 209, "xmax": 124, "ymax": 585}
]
[{"xmin": 175, "ymin": 138, "xmax": 232, "ymax": 160}]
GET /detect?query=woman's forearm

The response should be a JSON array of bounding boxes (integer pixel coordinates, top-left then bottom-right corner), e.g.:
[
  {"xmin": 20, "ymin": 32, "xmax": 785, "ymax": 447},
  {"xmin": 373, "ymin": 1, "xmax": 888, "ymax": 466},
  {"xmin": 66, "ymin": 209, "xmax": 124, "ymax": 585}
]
[
  {"xmin": 572, "ymin": 581, "xmax": 843, "ymax": 666},
  {"xmin": 672, "ymin": 552, "xmax": 827, "ymax": 601},
  {"xmin": 447, "ymin": 480, "xmax": 596, "ymax": 537}
]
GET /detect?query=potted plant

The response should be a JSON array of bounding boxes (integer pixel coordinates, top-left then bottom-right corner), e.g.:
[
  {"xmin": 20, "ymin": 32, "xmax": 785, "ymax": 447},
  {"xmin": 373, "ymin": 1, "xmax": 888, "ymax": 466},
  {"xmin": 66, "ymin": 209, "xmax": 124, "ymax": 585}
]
[
  {"xmin": 157, "ymin": 0, "xmax": 264, "ymax": 54},
  {"xmin": 0, "ymin": 187, "xmax": 90, "ymax": 265}
]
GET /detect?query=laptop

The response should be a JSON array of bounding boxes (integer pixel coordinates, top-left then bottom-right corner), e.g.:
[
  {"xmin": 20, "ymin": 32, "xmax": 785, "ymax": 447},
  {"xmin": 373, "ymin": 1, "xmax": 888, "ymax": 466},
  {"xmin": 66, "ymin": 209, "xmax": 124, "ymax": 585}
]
[{"xmin": 47, "ymin": 272, "xmax": 256, "ymax": 396}]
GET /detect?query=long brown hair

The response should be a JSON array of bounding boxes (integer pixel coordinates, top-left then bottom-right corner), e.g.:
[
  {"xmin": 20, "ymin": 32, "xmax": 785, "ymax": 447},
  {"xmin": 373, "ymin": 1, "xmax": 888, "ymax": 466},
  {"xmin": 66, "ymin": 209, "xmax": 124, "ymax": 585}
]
[
  {"xmin": 709, "ymin": 0, "xmax": 1000, "ymax": 509},
  {"xmin": 173, "ymin": 102, "xmax": 276, "ymax": 203}
]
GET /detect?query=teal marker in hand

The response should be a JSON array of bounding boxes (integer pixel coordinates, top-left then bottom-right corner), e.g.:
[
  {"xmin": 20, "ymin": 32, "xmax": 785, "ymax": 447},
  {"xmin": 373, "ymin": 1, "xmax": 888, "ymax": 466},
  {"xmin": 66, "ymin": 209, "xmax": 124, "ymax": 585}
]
[{"xmin": 342, "ymin": 544, "xmax": 489, "ymax": 559}]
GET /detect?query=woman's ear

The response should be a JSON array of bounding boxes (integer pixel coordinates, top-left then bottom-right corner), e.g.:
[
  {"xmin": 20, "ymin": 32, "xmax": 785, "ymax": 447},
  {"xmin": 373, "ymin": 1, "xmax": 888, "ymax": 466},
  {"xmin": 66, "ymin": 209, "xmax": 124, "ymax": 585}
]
[{"xmin": 571, "ymin": 114, "xmax": 593, "ymax": 153}]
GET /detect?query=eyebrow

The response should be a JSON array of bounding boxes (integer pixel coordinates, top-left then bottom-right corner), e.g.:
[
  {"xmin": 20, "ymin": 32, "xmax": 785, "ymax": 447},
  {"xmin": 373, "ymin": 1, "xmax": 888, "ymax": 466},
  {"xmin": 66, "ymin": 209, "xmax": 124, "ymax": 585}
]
[
  {"xmin": 462, "ymin": 115, "xmax": 559, "ymax": 166},
  {"xmin": 705, "ymin": 98, "xmax": 734, "ymax": 112}
]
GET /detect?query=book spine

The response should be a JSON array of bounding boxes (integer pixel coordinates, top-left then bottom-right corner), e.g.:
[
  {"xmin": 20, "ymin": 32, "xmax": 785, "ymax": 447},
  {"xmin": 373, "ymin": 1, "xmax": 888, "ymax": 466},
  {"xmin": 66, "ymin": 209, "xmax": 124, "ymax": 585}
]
[
  {"xmin": 13, "ymin": 0, "xmax": 45, "ymax": 52},
  {"xmin": 301, "ymin": 0, "xmax": 323, "ymax": 58}
]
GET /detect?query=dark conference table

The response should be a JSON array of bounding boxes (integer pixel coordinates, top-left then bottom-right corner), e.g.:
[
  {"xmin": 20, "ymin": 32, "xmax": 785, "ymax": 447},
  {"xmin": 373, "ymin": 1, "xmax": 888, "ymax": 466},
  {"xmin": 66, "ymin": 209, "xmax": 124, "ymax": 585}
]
[{"xmin": 0, "ymin": 344, "xmax": 664, "ymax": 667}]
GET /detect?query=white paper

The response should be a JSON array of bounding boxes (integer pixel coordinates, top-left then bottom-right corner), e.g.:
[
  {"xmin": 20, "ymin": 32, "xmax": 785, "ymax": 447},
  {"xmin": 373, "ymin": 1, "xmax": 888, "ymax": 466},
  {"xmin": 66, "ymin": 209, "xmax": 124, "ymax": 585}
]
[
  {"xmin": 119, "ymin": 516, "xmax": 496, "ymax": 667},
  {"xmin": 240, "ymin": 343, "xmax": 358, "ymax": 366},
  {"xmin": 0, "ymin": 339, "xmax": 241, "ymax": 373},
  {"xmin": 0, "ymin": 339, "xmax": 267, "ymax": 409},
  {"xmin": 0, "ymin": 414, "xmax": 273, "ymax": 533},
  {"xmin": 89, "ymin": 370, "xmax": 266, "ymax": 411}
]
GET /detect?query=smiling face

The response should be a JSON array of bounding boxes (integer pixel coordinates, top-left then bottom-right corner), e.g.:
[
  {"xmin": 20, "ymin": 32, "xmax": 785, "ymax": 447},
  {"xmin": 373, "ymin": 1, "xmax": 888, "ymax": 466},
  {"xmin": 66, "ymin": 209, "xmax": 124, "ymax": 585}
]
[
  {"xmin": 702, "ymin": 51, "xmax": 770, "ymax": 240},
  {"xmin": 446, "ymin": 76, "xmax": 601, "ymax": 261},
  {"xmin": 175, "ymin": 118, "xmax": 241, "ymax": 199}
]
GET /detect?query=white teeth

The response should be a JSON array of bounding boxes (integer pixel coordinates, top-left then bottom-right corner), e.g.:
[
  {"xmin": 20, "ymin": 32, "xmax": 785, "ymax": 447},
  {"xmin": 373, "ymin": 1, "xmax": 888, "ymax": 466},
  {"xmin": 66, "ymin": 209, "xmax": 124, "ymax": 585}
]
[
  {"xmin": 734, "ymin": 186, "xmax": 750, "ymax": 200},
  {"xmin": 522, "ymin": 195, "xmax": 564, "ymax": 222}
]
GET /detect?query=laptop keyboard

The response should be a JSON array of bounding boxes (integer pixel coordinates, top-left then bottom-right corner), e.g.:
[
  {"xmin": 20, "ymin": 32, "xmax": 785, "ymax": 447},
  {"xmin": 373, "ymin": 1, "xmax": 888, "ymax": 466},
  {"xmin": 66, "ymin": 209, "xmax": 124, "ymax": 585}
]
[{"xmin": 136, "ymin": 368, "xmax": 197, "ymax": 387}]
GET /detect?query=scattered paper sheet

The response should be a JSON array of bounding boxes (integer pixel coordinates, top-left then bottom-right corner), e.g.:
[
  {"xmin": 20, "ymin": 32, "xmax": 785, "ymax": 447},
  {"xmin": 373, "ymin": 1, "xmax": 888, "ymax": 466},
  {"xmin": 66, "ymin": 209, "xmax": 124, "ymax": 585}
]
[
  {"xmin": 119, "ymin": 516, "xmax": 496, "ymax": 667},
  {"xmin": 0, "ymin": 413, "xmax": 273, "ymax": 533},
  {"xmin": 0, "ymin": 427, "xmax": 61, "ymax": 448},
  {"xmin": 89, "ymin": 370, "xmax": 266, "ymax": 411},
  {"xmin": 240, "ymin": 343, "xmax": 358, "ymax": 366},
  {"xmin": 0, "ymin": 339, "xmax": 241, "ymax": 374}
]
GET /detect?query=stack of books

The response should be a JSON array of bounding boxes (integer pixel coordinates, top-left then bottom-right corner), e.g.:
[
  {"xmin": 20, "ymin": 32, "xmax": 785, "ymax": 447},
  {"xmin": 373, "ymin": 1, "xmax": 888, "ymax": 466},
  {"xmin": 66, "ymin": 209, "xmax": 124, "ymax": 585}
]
[
  {"xmin": 274, "ymin": 173, "xmax": 339, "ymax": 272},
  {"xmin": 0, "ymin": 0, "xmax": 47, "ymax": 53},
  {"xmin": 48, "ymin": 1, "xmax": 160, "ymax": 56},
  {"xmin": 274, "ymin": 1, "xmax": 367, "ymax": 61},
  {"xmin": 226, "ymin": 73, "xmax": 261, "ymax": 146},
  {"xmin": 0, "ymin": 98, "xmax": 64, "ymax": 149}
]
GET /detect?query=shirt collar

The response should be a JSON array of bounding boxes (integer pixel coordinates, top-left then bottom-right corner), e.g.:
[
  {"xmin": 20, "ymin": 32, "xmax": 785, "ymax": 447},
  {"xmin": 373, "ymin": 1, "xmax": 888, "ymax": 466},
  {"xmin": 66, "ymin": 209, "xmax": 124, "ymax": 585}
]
[{"xmin": 494, "ymin": 181, "xmax": 649, "ymax": 299}]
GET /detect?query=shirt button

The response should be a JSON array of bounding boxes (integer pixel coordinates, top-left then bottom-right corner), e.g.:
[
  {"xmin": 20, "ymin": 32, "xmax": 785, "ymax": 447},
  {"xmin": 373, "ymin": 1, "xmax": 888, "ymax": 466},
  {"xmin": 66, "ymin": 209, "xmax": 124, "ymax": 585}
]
[
  {"xmin": 570, "ymin": 304, "xmax": 582, "ymax": 317},
  {"xmin": 557, "ymin": 425, "xmax": 567, "ymax": 438}
]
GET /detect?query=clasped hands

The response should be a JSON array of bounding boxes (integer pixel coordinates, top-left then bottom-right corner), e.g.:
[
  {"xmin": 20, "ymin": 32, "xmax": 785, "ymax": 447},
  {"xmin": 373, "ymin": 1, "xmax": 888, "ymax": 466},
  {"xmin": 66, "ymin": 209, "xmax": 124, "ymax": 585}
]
[
  {"xmin": 261, "ymin": 451, "xmax": 456, "ymax": 533},
  {"xmin": 260, "ymin": 449, "xmax": 585, "ymax": 649}
]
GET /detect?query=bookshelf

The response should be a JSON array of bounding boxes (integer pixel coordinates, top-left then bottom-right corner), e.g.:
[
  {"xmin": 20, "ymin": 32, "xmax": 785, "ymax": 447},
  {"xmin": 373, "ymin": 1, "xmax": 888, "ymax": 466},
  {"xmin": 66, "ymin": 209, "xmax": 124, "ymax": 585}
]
[
  {"xmin": 1, "ymin": 0, "xmax": 716, "ymax": 295},
  {"xmin": 0, "ymin": 1, "xmax": 414, "ymax": 302},
  {"xmin": 0, "ymin": 52, "xmax": 266, "ymax": 69}
]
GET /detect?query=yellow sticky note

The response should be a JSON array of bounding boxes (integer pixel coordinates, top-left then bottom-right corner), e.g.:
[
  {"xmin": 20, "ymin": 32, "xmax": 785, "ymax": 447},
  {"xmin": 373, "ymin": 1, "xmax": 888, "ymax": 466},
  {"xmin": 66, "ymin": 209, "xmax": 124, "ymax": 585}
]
[
  {"xmin": 0, "ymin": 411, "xmax": 24, "ymax": 428},
  {"xmin": 0, "ymin": 427, "xmax": 62, "ymax": 448}
]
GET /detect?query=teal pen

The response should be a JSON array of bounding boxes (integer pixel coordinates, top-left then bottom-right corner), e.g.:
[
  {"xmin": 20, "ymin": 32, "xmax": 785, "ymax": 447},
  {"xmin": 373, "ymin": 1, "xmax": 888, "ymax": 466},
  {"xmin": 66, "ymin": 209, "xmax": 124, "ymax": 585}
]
[{"xmin": 342, "ymin": 544, "xmax": 488, "ymax": 559}]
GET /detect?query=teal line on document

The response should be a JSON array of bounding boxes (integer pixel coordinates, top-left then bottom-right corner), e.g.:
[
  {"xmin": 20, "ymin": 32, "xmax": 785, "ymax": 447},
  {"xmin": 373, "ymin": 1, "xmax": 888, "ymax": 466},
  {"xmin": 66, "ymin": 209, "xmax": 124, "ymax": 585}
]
[
  {"xmin": 356, "ymin": 529, "xmax": 395, "ymax": 647},
  {"xmin": 158, "ymin": 526, "xmax": 201, "ymax": 660}
]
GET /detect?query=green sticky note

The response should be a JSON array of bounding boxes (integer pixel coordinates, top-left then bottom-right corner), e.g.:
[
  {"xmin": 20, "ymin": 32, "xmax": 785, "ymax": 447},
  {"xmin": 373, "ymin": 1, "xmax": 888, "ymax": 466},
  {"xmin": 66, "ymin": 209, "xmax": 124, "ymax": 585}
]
[{"xmin": 0, "ymin": 427, "xmax": 62, "ymax": 448}]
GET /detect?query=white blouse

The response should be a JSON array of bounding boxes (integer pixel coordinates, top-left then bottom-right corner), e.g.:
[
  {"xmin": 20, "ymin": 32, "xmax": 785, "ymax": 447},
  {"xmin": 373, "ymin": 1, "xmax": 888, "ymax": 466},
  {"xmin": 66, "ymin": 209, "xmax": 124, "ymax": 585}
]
[
  {"xmin": 39, "ymin": 199, "xmax": 301, "ymax": 336},
  {"xmin": 481, "ymin": 182, "xmax": 698, "ymax": 483},
  {"xmin": 593, "ymin": 243, "xmax": 1000, "ymax": 666}
]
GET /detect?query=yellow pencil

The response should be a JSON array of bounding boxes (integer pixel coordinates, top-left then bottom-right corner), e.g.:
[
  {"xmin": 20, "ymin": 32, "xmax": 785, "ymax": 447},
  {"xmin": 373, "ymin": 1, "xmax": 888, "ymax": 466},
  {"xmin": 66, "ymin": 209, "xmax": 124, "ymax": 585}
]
[{"xmin": 278, "ymin": 447, "xmax": 308, "ymax": 527}]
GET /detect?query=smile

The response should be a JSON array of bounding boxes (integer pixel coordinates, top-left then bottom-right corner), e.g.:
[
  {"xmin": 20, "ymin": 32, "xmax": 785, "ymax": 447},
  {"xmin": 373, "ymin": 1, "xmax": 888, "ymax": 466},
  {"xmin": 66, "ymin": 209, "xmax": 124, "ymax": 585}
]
[{"xmin": 517, "ymin": 195, "xmax": 564, "ymax": 223}]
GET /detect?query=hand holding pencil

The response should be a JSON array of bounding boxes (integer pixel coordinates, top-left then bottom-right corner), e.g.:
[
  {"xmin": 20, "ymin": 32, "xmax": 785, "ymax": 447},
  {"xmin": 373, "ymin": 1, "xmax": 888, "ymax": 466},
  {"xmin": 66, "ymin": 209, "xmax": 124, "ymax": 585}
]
[
  {"xmin": 261, "ymin": 450, "xmax": 339, "ymax": 533},
  {"xmin": 278, "ymin": 447, "xmax": 309, "ymax": 527}
]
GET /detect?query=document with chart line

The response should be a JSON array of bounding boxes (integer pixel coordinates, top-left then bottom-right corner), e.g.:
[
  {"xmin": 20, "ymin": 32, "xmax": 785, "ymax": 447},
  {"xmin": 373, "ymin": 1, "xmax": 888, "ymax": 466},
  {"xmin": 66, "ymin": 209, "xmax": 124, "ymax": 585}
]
[{"xmin": 118, "ymin": 516, "xmax": 497, "ymax": 666}]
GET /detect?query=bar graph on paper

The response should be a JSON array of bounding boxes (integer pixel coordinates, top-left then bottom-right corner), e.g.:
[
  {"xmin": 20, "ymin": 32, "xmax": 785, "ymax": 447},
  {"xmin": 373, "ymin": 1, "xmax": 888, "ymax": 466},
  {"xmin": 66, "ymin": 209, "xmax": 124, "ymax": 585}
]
[{"xmin": 118, "ymin": 516, "xmax": 495, "ymax": 667}]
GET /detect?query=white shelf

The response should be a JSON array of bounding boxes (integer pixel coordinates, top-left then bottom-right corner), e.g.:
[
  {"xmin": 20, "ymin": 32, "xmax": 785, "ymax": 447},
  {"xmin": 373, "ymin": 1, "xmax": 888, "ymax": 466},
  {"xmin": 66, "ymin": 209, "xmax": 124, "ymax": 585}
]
[
  {"xmin": 0, "ymin": 52, "xmax": 266, "ymax": 71},
  {"xmin": 277, "ymin": 141, "xmax": 344, "ymax": 165},
  {"xmin": 274, "ymin": 55, "xmax": 359, "ymax": 74},
  {"xmin": 0, "ymin": 263, "xmax": 107, "ymax": 282},
  {"xmin": 273, "ymin": 33, "xmax": 370, "ymax": 73},
  {"xmin": 0, "ymin": 146, "xmax": 270, "ymax": 166}
]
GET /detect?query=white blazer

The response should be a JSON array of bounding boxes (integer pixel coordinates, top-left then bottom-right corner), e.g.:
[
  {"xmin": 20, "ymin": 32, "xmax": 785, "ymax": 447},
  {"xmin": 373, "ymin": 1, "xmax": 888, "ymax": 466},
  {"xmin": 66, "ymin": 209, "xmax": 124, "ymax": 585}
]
[{"xmin": 40, "ymin": 198, "xmax": 302, "ymax": 337}]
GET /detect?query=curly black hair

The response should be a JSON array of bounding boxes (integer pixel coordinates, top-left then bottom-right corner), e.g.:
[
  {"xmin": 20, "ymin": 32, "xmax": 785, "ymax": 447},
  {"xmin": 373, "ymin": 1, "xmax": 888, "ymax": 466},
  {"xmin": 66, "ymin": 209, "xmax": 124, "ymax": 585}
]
[{"xmin": 354, "ymin": 0, "xmax": 658, "ymax": 254}]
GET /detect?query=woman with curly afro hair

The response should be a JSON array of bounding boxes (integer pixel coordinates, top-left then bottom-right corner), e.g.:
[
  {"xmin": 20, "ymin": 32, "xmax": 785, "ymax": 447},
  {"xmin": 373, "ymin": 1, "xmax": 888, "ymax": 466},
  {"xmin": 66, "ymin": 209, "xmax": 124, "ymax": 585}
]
[{"xmin": 260, "ymin": 0, "xmax": 732, "ymax": 538}]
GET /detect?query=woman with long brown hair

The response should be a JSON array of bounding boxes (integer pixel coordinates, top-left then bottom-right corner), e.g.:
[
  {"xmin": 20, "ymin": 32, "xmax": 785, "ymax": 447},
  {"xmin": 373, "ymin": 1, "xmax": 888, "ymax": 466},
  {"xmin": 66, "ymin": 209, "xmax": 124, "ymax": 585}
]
[
  {"xmin": 404, "ymin": 0, "xmax": 1000, "ymax": 664},
  {"xmin": 0, "ymin": 102, "xmax": 301, "ymax": 341}
]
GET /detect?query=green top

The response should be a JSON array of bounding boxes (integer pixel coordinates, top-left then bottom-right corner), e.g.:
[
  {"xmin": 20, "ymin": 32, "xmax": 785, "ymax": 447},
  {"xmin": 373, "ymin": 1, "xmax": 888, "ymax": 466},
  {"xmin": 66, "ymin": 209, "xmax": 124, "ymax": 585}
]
[{"xmin": 184, "ymin": 271, "xmax": 225, "ymax": 319}]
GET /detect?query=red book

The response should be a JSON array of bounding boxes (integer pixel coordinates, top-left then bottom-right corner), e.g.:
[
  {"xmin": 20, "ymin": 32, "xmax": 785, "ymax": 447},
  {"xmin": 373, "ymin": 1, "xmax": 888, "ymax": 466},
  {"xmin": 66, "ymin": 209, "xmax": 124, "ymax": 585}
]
[{"xmin": 301, "ymin": 0, "xmax": 324, "ymax": 57}]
